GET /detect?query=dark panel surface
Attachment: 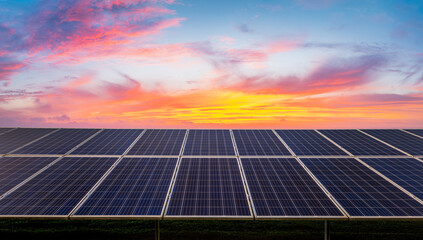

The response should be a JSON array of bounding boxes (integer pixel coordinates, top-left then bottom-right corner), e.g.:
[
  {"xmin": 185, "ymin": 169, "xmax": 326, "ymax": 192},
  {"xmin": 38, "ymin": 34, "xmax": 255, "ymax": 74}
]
[
  {"xmin": 0, "ymin": 157, "xmax": 117, "ymax": 216},
  {"xmin": 71, "ymin": 129, "xmax": 143, "ymax": 155},
  {"xmin": 75, "ymin": 157, "xmax": 177, "ymax": 216},
  {"xmin": 405, "ymin": 129, "xmax": 423, "ymax": 138},
  {"xmin": 363, "ymin": 129, "xmax": 423, "ymax": 156},
  {"xmin": 233, "ymin": 130, "xmax": 291, "ymax": 156},
  {"xmin": 128, "ymin": 129, "xmax": 185, "ymax": 156},
  {"xmin": 13, "ymin": 129, "xmax": 100, "ymax": 155},
  {"xmin": 319, "ymin": 130, "xmax": 404, "ymax": 156},
  {"xmin": 0, "ymin": 157, "xmax": 58, "ymax": 196},
  {"xmin": 0, "ymin": 128, "xmax": 56, "ymax": 154},
  {"xmin": 166, "ymin": 158, "xmax": 251, "ymax": 217},
  {"xmin": 301, "ymin": 158, "xmax": 423, "ymax": 217},
  {"xmin": 0, "ymin": 128, "xmax": 15, "ymax": 135},
  {"xmin": 359, "ymin": 158, "xmax": 423, "ymax": 200},
  {"xmin": 276, "ymin": 130, "xmax": 347, "ymax": 156},
  {"xmin": 183, "ymin": 130, "xmax": 235, "ymax": 156},
  {"xmin": 242, "ymin": 158, "xmax": 344, "ymax": 217}
]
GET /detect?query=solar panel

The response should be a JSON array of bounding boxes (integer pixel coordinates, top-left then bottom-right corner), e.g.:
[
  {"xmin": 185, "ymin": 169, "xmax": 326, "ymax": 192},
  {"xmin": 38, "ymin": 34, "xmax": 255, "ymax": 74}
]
[
  {"xmin": 241, "ymin": 158, "xmax": 344, "ymax": 217},
  {"xmin": 405, "ymin": 129, "xmax": 423, "ymax": 138},
  {"xmin": 0, "ymin": 128, "xmax": 56, "ymax": 154},
  {"xmin": 74, "ymin": 157, "xmax": 177, "ymax": 217},
  {"xmin": 319, "ymin": 130, "xmax": 404, "ymax": 156},
  {"xmin": 12, "ymin": 129, "xmax": 100, "ymax": 155},
  {"xmin": 182, "ymin": 130, "xmax": 235, "ymax": 156},
  {"xmin": 71, "ymin": 129, "xmax": 143, "ymax": 155},
  {"xmin": 166, "ymin": 158, "xmax": 251, "ymax": 217},
  {"xmin": 233, "ymin": 130, "xmax": 291, "ymax": 156},
  {"xmin": 275, "ymin": 130, "xmax": 348, "ymax": 156},
  {"xmin": 359, "ymin": 158, "xmax": 423, "ymax": 200},
  {"xmin": 301, "ymin": 158, "xmax": 423, "ymax": 217},
  {"xmin": 128, "ymin": 129, "xmax": 186, "ymax": 156},
  {"xmin": 0, "ymin": 128, "xmax": 15, "ymax": 135},
  {"xmin": 0, "ymin": 157, "xmax": 58, "ymax": 196},
  {"xmin": 362, "ymin": 129, "xmax": 423, "ymax": 156},
  {"xmin": 0, "ymin": 157, "xmax": 117, "ymax": 216}
]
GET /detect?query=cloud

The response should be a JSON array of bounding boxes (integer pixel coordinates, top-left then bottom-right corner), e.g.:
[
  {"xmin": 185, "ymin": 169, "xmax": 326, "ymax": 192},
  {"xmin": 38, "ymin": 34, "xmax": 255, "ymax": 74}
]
[
  {"xmin": 0, "ymin": 56, "xmax": 26, "ymax": 85},
  {"xmin": 236, "ymin": 24, "xmax": 253, "ymax": 33}
]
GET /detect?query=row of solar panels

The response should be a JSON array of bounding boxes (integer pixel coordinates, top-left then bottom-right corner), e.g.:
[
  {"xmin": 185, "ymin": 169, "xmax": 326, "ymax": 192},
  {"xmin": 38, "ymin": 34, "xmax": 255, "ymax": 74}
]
[
  {"xmin": 1, "ymin": 128, "xmax": 423, "ymax": 157},
  {"xmin": 0, "ymin": 128, "xmax": 423, "ymax": 220}
]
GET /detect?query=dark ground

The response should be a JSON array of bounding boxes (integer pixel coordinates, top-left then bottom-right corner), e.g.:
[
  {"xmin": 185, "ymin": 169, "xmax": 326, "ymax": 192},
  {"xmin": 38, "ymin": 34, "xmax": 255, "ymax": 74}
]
[{"xmin": 1, "ymin": 220, "xmax": 423, "ymax": 240}]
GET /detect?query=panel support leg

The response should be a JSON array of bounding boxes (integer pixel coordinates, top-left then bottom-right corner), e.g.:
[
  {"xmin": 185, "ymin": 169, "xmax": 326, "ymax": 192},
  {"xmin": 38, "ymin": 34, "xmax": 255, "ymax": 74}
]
[
  {"xmin": 324, "ymin": 220, "xmax": 330, "ymax": 240},
  {"xmin": 155, "ymin": 220, "xmax": 160, "ymax": 240}
]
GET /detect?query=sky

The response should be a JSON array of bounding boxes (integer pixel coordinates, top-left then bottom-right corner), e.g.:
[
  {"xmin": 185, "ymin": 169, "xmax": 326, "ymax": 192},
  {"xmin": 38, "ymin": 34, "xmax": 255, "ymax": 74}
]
[{"xmin": 0, "ymin": 0, "xmax": 422, "ymax": 129}]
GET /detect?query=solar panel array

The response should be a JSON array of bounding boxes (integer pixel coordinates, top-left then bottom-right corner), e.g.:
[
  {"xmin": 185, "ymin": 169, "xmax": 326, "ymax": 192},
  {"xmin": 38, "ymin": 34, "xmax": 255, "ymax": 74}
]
[{"xmin": 0, "ymin": 128, "xmax": 423, "ymax": 220}]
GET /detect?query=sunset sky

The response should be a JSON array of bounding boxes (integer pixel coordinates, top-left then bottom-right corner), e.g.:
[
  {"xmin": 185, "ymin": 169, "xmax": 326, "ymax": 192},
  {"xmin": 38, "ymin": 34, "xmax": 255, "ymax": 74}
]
[{"xmin": 1, "ymin": 0, "xmax": 422, "ymax": 128}]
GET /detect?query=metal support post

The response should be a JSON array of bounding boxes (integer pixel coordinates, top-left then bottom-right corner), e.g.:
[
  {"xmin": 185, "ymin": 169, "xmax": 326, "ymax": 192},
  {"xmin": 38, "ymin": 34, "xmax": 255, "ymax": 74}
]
[
  {"xmin": 324, "ymin": 220, "xmax": 330, "ymax": 240},
  {"xmin": 155, "ymin": 220, "xmax": 160, "ymax": 240}
]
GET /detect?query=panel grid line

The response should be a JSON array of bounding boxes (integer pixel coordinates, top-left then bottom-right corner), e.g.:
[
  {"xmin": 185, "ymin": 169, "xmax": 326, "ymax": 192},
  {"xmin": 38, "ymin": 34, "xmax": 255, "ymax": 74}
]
[
  {"xmin": 400, "ymin": 129, "xmax": 423, "ymax": 140},
  {"xmin": 314, "ymin": 130, "xmax": 354, "ymax": 156},
  {"xmin": 6, "ymin": 129, "xmax": 61, "ymax": 155}
]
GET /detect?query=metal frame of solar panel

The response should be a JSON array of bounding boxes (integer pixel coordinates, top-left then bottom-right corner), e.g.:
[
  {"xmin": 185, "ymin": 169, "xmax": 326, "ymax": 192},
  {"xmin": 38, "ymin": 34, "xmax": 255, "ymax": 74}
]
[
  {"xmin": 275, "ymin": 130, "xmax": 348, "ymax": 156},
  {"xmin": 127, "ymin": 129, "xmax": 186, "ymax": 156},
  {"xmin": 182, "ymin": 129, "xmax": 235, "ymax": 156},
  {"xmin": 0, "ymin": 128, "xmax": 16, "ymax": 135},
  {"xmin": 70, "ymin": 129, "xmax": 143, "ymax": 156},
  {"xmin": 72, "ymin": 157, "xmax": 178, "ymax": 219},
  {"xmin": 164, "ymin": 157, "xmax": 252, "ymax": 219},
  {"xmin": 318, "ymin": 129, "xmax": 405, "ymax": 156},
  {"xmin": 361, "ymin": 129, "xmax": 423, "ymax": 156},
  {"xmin": 233, "ymin": 130, "xmax": 291, "ymax": 156},
  {"xmin": 300, "ymin": 157, "xmax": 423, "ymax": 219}
]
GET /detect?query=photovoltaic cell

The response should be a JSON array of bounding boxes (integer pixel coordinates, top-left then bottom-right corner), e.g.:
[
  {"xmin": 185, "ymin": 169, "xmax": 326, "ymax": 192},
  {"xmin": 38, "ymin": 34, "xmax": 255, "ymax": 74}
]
[
  {"xmin": 362, "ymin": 129, "xmax": 423, "ymax": 156},
  {"xmin": 75, "ymin": 158, "xmax": 177, "ymax": 216},
  {"xmin": 319, "ymin": 130, "xmax": 404, "ymax": 156},
  {"xmin": 242, "ymin": 158, "xmax": 343, "ymax": 217},
  {"xmin": 359, "ymin": 158, "xmax": 423, "ymax": 200},
  {"xmin": 275, "ymin": 130, "xmax": 347, "ymax": 156},
  {"xmin": 71, "ymin": 129, "xmax": 143, "ymax": 155},
  {"xmin": 0, "ymin": 128, "xmax": 56, "ymax": 154},
  {"xmin": 128, "ymin": 129, "xmax": 186, "ymax": 156},
  {"xmin": 182, "ymin": 130, "xmax": 235, "ymax": 156},
  {"xmin": 405, "ymin": 129, "xmax": 423, "ymax": 138},
  {"xmin": 0, "ymin": 157, "xmax": 58, "ymax": 196},
  {"xmin": 0, "ymin": 157, "xmax": 117, "ymax": 216},
  {"xmin": 166, "ymin": 158, "xmax": 251, "ymax": 217},
  {"xmin": 13, "ymin": 129, "xmax": 100, "ymax": 155},
  {"xmin": 301, "ymin": 158, "xmax": 423, "ymax": 217},
  {"xmin": 233, "ymin": 130, "xmax": 291, "ymax": 156}
]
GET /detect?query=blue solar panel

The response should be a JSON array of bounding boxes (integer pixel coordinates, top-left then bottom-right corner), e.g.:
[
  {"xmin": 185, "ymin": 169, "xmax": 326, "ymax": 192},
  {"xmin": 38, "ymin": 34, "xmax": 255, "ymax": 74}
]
[
  {"xmin": 359, "ymin": 158, "xmax": 423, "ymax": 200},
  {"xmin": 233, "ymin": 130, "xmax": 291, "ymax": 156},
  {"xmin": 0, "ymin": 157, "xmax": 117, "ymax": 216},
  {"xmin": 183, "ymin": 130, "xmax": 235, "ymax": 156},
  {"xmin": 405, "ymin": 129, "xmax": 423, "ymax": 138},
  {"xmin": 362, "ymin": 130, "xmax": 423, "ymax": 156},
  {"xmin": 275, "ymin": 130, "xmax": 348, "ymax": 156},
  {"xmin": 166, "ymin": 158, "xmax": 251, "ymax": 217},
  {"xmin": 128, "ymin": 129, "xmax": 186, "ymax": 156},
  {"xmin": 75, "ymin": 157, "xmax": 177, "ymax": 216},
  {"xmin": 0, "ymin": 128, "xmax": 56, "ymax": 154},
  {"xmin": 71, "ymin": 129, "xmax": 143, "ymax": 155},
  {"xmin": 0, "ymin": 157, "xmax": 58, "ymax": 196},
  {"xmin": 13, "ymin": 129, "xmax": 100, "ymax": 155},
  {"xmin": 242, "ymin": 158, "xmax": 344, "ymax": 217},
  {"xmin": 301, "ymin": 158, "xmax": 423, "ymax": 217},
  {"xmin": 319, "ymin": 130, "xmax": 404, "ymax": 156},
  {"xmin": 0, "ymin": 128, "xmax": 15, "ymax": 135}
]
